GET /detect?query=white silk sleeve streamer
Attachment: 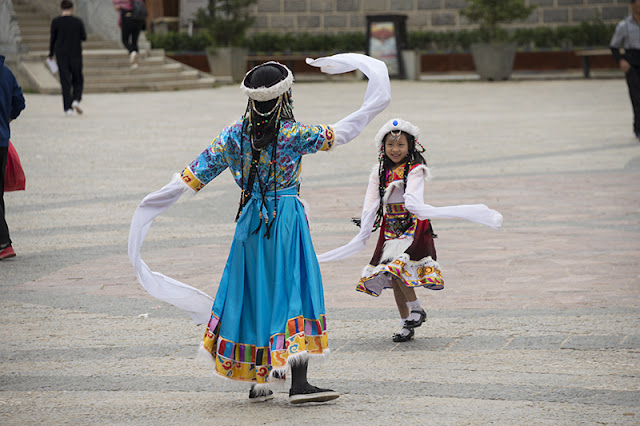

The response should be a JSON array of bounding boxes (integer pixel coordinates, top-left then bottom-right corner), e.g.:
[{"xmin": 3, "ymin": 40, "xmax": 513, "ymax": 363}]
[
  {"xmin": 404, "ymin": 167, "xmax": 503, "ymax": 228},
  {"xmin": 129, "ymin": 54, "xmax": 390, "ymax": 323},
  {"xmin": 128, "ymin": 176, "xmax": 214, "ymax": 325},
  {"xmin": 306, "ymin": 53, "xmax": 391, "ymax": 146},
  {"xmin": 316, "ymin": 169, "xmax": 380, "ymax": 262},
  {"xmin": 317, "ymin": 167, "xmax": 503, "ymax": 263}
]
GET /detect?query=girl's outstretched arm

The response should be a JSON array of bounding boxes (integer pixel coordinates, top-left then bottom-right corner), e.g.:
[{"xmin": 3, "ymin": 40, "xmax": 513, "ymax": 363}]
[{"xmin": 404, "ymin": 167, "xmax": 503, "ymax": 229}]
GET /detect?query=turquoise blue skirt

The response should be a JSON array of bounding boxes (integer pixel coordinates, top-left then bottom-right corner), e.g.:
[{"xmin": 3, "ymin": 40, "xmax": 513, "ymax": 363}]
[{"xmin": 201, "ymin": 186, "xmax": 329, "ymax": 384}]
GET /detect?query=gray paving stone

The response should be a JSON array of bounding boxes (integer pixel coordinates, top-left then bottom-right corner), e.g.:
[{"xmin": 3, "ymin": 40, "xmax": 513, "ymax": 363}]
[
  {"xmin": 619, "ymin": 335, "xmax": 640, "ymax": 349},
  {"xmin": 562, "ymin": 335, "xmax": 627, "ymax": 350},
  {"xmin": 506, "ymin": 335, "xmax": 567, "ymax": 350},
  {"xmin": 449, "ymin": 336, "xmax": 508, "ymax": 351},
  {"xmin": 1, "ymin": 78, "xmax": 637, "ymax": 424}
]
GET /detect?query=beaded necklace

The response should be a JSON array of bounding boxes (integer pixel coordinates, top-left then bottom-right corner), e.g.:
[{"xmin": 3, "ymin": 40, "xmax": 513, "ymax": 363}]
[{"xmin": 235, "ymin": 96, "xmax": 284, "ymax": 239}]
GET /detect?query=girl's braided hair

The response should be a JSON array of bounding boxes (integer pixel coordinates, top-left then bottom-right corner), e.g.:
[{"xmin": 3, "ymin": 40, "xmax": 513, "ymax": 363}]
[{"xmin": 353, "ymin": 131, "xmax": 427, "ymax": 232}]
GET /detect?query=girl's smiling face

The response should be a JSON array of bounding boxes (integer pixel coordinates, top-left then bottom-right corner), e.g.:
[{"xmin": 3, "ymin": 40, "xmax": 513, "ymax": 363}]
[{"xmin": 384, "ymin": 132, "xmax": 409, "ymax": 166}]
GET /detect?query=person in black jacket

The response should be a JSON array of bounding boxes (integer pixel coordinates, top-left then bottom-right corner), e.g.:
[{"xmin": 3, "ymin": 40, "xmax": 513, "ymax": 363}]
[
  {"xmin": 48, "ymin": 0, "xmax": 86, "ymax": 116},
  {"xmin": 113, "ymin": 0, "xmax": 146, "ymax": 68},
  {"xmin": 0, "ymin": 55, "xmax": 26, "ymax": 260}
]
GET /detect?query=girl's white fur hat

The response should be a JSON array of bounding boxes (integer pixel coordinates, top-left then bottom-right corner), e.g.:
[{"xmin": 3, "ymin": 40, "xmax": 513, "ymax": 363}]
[
  {"xmin": 240, "ymin": 61, "xmax": 294, "ymax": 102},
  {"xmin": 375, "ymin": 118, "xmax": 420, "ymax": 150}
]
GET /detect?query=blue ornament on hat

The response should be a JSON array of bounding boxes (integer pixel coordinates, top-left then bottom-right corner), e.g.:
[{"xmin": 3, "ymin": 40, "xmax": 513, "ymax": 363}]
[{"xmin": 374, "ymin": 118, "xmax": 420, "ymax": 150}]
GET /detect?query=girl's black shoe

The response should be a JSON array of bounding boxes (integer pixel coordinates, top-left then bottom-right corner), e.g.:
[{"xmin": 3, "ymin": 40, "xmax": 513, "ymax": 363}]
[
  {"xmin": 392, "ymin": 328, "xmax": 414, "ymax": 342},
  {"xmin": 404, "ymin": 309, "xmax": 427, "ymax": 329}
]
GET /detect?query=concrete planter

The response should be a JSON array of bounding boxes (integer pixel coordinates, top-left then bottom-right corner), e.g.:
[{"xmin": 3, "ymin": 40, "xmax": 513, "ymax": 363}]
[
  {"xmin": 470, "ymin": 42, "xmax": 517, "ymax": 81},
  {"xmin": 401, "ymin": 50, "xmax": 420, "ymax": 81},
  {"xmin": 206, "ymin": 47, "xmax": 249, "ymax": 84}
]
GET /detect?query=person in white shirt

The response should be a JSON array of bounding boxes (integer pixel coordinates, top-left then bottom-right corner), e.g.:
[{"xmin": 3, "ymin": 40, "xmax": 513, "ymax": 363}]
[{"xmin": 610, "ymin": 0, "xmax": 640, "ymax": 139}]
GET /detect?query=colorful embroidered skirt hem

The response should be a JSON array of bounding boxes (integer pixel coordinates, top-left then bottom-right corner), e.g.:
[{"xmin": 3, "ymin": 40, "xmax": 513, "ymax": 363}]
[
  {"xmin": 201, "ymin": 191, "xmax": 329, "ymax": 385},
  {"xmin": 356, "ymin": 253, "xmax": 444, "ymax": 297}
]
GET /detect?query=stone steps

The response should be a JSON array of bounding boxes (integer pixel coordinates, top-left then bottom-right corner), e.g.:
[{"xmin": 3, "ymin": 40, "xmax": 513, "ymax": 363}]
[
  {"xmin": 20, "ymin": 33, "xmax": 106, "ymax": 43},
  {"xmin": 18, "ymin": 27, "xmax": 50, "ymax": 36},
  {"xmin": 83, "ymin": 78, "xmax": 216, "ymax": 93},
  {"xmin": 15, "ymin": 0, "xmax": 216, "ymax": 92},
  {"xmin": 16, "ymin": 18, "xmax": 51, "ymax": 28},
  {"xmin": 84, "ymin": 70, "xmax": 201, "ymax": 84},
  {"xmin": 24, "ymin": 40, "xmax": 122, "ymax": 51},
  {"xmin": 83, "ymin": 63, "xmax": 183, "ymax": 76}
]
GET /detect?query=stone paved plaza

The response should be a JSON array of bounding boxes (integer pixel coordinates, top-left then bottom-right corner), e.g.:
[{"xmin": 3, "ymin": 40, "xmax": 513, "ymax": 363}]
[{"xmin": 1, "ymin": 76, "xmax": 639, "ymax": 424}]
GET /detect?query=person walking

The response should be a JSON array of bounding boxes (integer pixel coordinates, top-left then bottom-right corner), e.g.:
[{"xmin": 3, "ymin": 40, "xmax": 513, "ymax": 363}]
[
  {"xmin": 0, "ymin": 56, "xmax": 26, "ymax": 260},
  {"xmin": 113, "ymin": 0, "xmax": 146, "ymax": 68},
  {"xmin": 611, "ymin": 0, "xmax": 640, "ymax": 140},
  {"xmin": 48, "ymin": 0, "xmax": 86, "ymax": 116}
]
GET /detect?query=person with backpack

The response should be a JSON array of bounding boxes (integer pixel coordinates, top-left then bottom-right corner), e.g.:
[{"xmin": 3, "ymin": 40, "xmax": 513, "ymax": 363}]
[{"xmin": 113, "ymin": 0, "xmax": 147, "ymax": 68}]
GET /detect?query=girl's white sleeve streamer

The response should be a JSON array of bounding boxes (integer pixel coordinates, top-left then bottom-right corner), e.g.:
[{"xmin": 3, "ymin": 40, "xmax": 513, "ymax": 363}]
[
  {"xmin": 317, "ymin": 170, "xmax": 380, "ymax": 262},
  {"xmin": 306, "ymin": 53, "xmax": 391, "ymax": 146},
  {"xmin": 128, "ymin": 176, "xmax": 214, "ymax": 325},
  {"xmin": 317, "ymin": 167, "xmax": 503, "ymax": 263},
  {"xmin": 404, "ymin": 167, "xmax": 503, "ymax": 229}
]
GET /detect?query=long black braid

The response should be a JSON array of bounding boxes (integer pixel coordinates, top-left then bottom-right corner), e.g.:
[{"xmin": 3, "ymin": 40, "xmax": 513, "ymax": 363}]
[
  {"xmin": 235, "ymin": 89, "xmax": 295, "ymax": 239},
  {"xmin": 353, "ymin": 131, "xmax": 427, "ymax": 233}
]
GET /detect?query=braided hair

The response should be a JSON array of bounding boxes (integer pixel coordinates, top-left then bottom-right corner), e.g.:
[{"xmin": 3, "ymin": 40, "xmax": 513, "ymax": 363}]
[
  {"xmin": 369, "ymin": 131, "xmax": 427, "ymax": 233},
  {"xmin": 235, "ymin": 63, "xmax": 295, "ymax": 238}
]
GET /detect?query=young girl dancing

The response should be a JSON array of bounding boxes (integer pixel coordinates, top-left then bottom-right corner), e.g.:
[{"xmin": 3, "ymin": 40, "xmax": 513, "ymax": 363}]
[{"xmin": 318, "ymin": 118, "xmax": 503, "ymax": 342}]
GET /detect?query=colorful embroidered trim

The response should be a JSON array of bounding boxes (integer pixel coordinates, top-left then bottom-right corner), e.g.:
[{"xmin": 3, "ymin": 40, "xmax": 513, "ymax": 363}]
[
  {"xmin": 384, "ymin": 206, "xmax": 417, "ymax": 239},
  {"xmin": 356, "ymin": 255, "xmax": 444, "ymax": 296},
  {"xmin": 180, "ymin": 167, "xmax": 205, "ymax": 192},
  {"xmin": 386, "ymin": 162, "xmax": 424, "ymax": 184},
  {"xmin": 386, "ymin": 202, "xmax": 407, "ymax": 214},
  {"xmin": 319, "ymin": 125, "xmax": 335, "ymax": 152},
  {"xmin": 202, "ymin": 314, "xmax": 329, "ymax": 384}
]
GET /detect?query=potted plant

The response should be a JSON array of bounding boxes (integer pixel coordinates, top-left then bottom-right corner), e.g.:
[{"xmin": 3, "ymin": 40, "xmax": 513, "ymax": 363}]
[
  {"xmin": 461, "ymin": 0, "xmax": 535, "ymax": 80},
  {"xmin": 195, "ymin": 0, "xmax": 257, "ymax": 83}
]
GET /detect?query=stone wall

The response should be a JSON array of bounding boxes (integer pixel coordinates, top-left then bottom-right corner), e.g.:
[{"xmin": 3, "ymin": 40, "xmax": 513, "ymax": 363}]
[
  {"xmin": 179, "ymin": 0, "xmax": 629, "ymax": 34},
  {"xmin": 74, "ymin": 0, "xmax": 121, "ymax": 41},
  {"xmin": 0, "ymin": 0, "xmax": 22, "ymax": 62},
  {"xmin": 26, "ymin": 0, "xmax": 121, "ymax": 40}
]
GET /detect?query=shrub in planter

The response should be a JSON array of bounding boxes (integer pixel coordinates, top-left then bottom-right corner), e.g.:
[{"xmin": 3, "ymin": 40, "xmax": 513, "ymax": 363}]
[
  {"xmin": 194, "ymin": 0, "xmax": 257, "ymax": 83},
  {"xmin": 194, "ymin": 0, "xmax": 256, "ymax": 48},
  {"xmin": 461, "ymin": 0, "xmax": 536, "ymax": 80},
  {"xmin": 147, "ymin": 31, "xmax": 213, "ymax": 52}
]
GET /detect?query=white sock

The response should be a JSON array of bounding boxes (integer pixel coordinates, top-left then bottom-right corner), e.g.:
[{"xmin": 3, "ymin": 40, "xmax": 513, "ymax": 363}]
[
  {"xmin": 406, "ymin": 299, "xmax": 423, "ymax": 322},
  {"xmin": 398, "ymin": 318, "xmax": 411, "ymax": 336}
]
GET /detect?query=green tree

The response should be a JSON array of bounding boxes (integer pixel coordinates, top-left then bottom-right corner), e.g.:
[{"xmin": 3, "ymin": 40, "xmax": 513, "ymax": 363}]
[
  {"xmin": 194, "ymin": 0, "xmax": 257, "ymax": 48},
  {"xmin": 461, "ymin": 0, "xmax": 536, "ymax": 42}
]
